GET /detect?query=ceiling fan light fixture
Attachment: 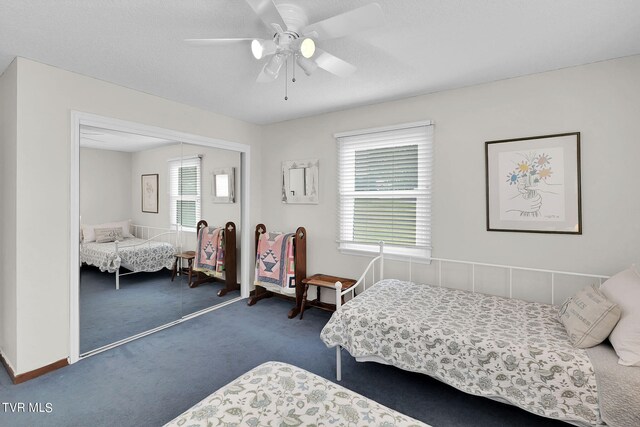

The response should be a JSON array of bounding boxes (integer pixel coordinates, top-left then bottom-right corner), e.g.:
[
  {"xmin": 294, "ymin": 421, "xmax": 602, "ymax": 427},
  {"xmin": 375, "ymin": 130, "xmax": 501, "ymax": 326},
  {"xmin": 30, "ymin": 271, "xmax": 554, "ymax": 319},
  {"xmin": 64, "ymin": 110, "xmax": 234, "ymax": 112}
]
[
  {"xmin": 264, "ymin": 54, "xmax": 285, "ymax": 79},
  {"xmin": 296, "ymin": 55, "xmax": 318, "ymax": 76},
  {"xmin": 251, "ymin": 39, "xmax": 263, "ymax": 59},
  {"xmin": 299, "ymin": 37, "xmax": 316, "ymax": 58},
  {"xmin": 251, "ymin": 39, "xmax": 277, "ymax": 59}
]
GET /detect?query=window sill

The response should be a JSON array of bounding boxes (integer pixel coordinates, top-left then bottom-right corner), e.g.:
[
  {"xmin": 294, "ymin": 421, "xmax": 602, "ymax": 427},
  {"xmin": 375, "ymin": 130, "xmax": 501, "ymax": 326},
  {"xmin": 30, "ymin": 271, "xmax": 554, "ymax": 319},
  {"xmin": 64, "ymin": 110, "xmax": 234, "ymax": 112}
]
[
  {"xmin": 170, "ymin": 226, "xmax": 197, "ymax": 233},
  {"xmin": 338, "ymin": 244, "xmax": 431, "ymax": 263}
]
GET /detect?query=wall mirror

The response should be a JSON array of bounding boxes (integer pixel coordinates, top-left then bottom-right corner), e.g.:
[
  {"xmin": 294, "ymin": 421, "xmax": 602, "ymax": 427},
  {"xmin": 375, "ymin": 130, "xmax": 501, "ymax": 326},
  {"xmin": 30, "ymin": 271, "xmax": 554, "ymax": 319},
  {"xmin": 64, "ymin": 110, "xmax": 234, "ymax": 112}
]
[
  {"xmin": 211, "ymin": 167, "xmax": 235, "ymax": 203},
  {"xmin": 281, "ymin": 159, "xmax": 319, "ymax": 204},
  {"xmin": 78, "ymin": 126, "xmax": 242, "ymax": 356}
]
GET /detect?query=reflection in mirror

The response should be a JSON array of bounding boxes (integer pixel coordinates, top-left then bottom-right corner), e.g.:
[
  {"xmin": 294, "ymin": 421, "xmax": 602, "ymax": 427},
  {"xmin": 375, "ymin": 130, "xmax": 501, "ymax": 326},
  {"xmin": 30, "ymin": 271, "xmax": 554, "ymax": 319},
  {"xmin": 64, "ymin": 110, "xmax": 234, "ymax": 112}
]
[
  {"xmin": 216, "ymin": 174, "xmax": 229, "ymax": 197},
  {"xmin": 289, "ymin": 168, "xmax": 306, "ymax": 196},
  {"xmin": 282, "ymin": 159, "xmax": 319, "ymax": 204},
  {"xmin": 79, "ymin": 125, "xmax": 182, "ymax": 354},
  {"xmin": 180, "ymin": 144, "xmax": 241, "ymax": 317},
  {"xmin": 211, "ymin": 167, "xmax": 235, "ymax": 203},
  {"xmin": 78, "ymin": 128, "xmax": 243, "ymax": 355}
]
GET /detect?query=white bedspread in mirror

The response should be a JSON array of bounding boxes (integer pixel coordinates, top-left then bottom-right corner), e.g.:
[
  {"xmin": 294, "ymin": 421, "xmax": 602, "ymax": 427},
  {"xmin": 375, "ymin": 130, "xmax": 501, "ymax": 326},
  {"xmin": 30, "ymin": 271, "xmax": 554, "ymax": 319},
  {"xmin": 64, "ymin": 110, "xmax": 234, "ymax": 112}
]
[{"xmin": 80, "ymin": 237, "xmax": 175, "ymax": 273}]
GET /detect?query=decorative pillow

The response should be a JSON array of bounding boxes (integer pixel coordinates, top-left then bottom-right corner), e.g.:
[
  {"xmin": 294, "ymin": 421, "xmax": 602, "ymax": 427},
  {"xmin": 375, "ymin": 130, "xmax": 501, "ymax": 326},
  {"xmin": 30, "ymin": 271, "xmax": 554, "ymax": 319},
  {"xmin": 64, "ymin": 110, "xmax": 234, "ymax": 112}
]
[
  {"xmin": 94, "ymin": 227, "xmax": 124, "ymax": 243},
  {"xmin": 558, "ymin": 284, "xmax": 621, "ymax": 349},
  {"xmin": 82, "ymin": 220, "xmax": 132, "ymax": 242},
  {"xmin": 600, "ymin": 266, "xmax": 640, "ymax": 366}
]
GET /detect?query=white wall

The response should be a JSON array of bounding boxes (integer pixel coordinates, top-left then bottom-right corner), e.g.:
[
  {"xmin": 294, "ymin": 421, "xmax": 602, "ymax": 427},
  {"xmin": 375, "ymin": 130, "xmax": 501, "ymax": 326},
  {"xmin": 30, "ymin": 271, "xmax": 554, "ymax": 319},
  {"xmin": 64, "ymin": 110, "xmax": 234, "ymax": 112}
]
[
  {"xmin": 6, "ymin": 53, "xmax": 640, "ymax": 375},
  {"xmin": 0, "ymin": 59, "xmax": 18, "ymax": 370},
  {"xmin": 261, "ymin": 55, "xmax": 640, "ymax": 292},
  {"xmin": 79, "ymin": 148, "xmax": 132, "ymax": 225},
  {"xmin": 11, "ymin": 57, "xmax": 261, "ymax": 374}
]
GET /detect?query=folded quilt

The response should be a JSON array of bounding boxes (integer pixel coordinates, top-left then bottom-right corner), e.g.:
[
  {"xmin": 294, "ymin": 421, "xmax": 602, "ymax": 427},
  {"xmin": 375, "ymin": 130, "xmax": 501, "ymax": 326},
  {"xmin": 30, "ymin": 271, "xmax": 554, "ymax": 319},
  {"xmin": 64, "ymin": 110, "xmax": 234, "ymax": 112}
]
[
  {"xmin": 255, "ymin": 231, "xmax": 295, "ymax": 290},
  {"xmin": 194, "ymin": 226, "xmax": 225, "ymax": 278},
  {"xmin": 587, "ymin": 342, "xmax": 640, "ymax": 427}
]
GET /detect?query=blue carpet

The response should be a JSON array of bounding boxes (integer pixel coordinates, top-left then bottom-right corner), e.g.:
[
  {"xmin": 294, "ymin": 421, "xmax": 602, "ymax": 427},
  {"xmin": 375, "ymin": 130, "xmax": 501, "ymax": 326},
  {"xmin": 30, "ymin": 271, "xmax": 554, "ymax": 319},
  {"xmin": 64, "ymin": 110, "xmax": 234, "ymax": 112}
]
[
  {"xmin": 1, "ymin": 298, "xmax": 564, "ymax": 426},
  {"xmin": 80, "ymin": 266, "xmax": 236, "ymax": 353}
]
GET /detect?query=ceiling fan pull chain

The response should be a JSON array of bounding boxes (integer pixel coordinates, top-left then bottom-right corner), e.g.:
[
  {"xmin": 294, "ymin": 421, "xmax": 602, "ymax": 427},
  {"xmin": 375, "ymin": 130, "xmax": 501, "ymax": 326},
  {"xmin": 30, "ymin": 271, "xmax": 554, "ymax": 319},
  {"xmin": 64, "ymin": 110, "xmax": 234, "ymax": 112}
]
[
  {"xmin": 284, "ymin": 57, "xmax": 289, "ymax": 100},
  {"xmin": 292, "ymin": 56, "xmax": 296, "ymax": 83}
]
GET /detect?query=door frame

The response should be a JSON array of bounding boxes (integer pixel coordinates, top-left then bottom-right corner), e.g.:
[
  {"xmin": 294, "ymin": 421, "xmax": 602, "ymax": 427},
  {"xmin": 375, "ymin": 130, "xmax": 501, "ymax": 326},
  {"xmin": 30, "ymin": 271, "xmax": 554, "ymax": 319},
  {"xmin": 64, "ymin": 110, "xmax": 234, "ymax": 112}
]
[{"xmin": 69, "ymin": 111, "xmax": 252, "ymax": 364}]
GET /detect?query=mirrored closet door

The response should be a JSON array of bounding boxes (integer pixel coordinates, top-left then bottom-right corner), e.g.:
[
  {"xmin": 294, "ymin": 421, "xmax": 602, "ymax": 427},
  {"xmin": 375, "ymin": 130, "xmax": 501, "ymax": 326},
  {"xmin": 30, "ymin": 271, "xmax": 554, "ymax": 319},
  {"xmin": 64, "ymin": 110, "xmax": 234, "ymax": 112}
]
[
  {"xmin": 178, "ymin": 143, "xmax": 242, "ymax": 317},
  {"xmin": 78, "ymin": 127, "xmax": 242, "ymax": 355}
]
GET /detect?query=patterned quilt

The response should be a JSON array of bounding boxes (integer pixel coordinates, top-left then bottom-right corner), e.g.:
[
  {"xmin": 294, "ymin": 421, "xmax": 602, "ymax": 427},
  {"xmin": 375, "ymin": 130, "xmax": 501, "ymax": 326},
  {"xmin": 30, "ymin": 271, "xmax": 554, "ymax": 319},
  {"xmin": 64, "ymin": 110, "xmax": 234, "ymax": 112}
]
[
  {"xmin": 164, "ymin": 361, "xmax": 428, "ymax": 427},
  {"xmin": 80, "ymin": 237, "xmax": 175, "ymax": 273},
  {"xmin": 320, "ymin": 280, "xmax": 602, "ymax": 426},
  {"xmin": 194, "ymin": 226, "xmax": 225, "ymax": 278},
  {"xmin": 255, "ymin": 232, "xmax": 296, "ymax": 292}
]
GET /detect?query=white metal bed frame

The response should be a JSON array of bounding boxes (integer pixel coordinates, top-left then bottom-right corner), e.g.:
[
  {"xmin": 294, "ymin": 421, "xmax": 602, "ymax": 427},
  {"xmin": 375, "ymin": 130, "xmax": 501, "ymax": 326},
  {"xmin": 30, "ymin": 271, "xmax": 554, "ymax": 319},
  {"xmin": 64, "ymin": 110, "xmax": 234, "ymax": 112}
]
[
  {"xmin": 82, "ymin": 224, "xmax": 179, "ymax": 290},
  {"xmin": 331, "ymin": 242, "xmax": 610, "ymax": 381}
]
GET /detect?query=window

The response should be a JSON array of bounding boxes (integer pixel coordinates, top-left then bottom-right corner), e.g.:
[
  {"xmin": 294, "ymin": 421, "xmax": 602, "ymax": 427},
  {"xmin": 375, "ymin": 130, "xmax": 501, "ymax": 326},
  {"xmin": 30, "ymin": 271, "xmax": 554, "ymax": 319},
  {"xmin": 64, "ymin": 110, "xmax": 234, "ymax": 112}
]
[
  {"xmin": 336, "ymin": 122, "xmax": 433, "ymax": 259},
  {"xmin": 168, "ymin": 156, "xmax": 201, "ymax": 231}
]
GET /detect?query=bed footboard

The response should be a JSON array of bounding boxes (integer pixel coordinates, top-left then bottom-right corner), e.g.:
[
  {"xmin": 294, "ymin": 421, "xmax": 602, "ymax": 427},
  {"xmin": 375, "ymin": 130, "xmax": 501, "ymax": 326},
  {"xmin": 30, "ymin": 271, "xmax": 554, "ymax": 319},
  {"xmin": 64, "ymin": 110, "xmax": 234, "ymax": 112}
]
[{"xmin": 111, "ymin": 226, "xmax": 178, "ymax": 290}]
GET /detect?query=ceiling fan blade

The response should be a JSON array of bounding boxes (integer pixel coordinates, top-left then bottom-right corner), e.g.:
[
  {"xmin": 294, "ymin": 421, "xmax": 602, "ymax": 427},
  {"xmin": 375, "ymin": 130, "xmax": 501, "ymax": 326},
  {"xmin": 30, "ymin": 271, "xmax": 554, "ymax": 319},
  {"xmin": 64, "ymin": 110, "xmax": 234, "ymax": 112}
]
[
  {"xmin": 302, "ymin": 3, "xmax": 384, "ymax": 41},
  {"xmin": 314, "ymin": 49, "xmax": 357, "ymax": 78},
  {"xmin": 245, "ymin": 0, "xmax": 287, "ymax": 32},
  {"xmin": 185, "ymin": 38, "xmax": 255, "ymax": 46}
]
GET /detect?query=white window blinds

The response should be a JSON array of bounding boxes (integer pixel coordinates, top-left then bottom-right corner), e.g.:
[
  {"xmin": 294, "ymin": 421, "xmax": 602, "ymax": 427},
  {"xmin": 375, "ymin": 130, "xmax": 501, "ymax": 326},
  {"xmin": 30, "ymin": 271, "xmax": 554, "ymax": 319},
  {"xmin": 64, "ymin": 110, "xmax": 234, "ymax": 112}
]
[
  {"xmin": 168, "ymin": 156, "xmax": 201, "ymax": 231},
  {"xmin": 336, "ymin": 122, "xmax": 433, "ymax": 259}
]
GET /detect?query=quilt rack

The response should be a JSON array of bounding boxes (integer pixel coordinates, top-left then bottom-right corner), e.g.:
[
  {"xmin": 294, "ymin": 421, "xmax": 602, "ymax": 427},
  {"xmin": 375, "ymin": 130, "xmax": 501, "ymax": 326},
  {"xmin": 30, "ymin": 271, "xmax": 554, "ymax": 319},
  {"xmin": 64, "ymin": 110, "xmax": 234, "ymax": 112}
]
[
  {"xmin": 248, "ymin": 223, "xmax": 307, "ymax": 319},
  {"xmin": 190, "ymin": 219, "xmax": 239, "ymax": 297}
]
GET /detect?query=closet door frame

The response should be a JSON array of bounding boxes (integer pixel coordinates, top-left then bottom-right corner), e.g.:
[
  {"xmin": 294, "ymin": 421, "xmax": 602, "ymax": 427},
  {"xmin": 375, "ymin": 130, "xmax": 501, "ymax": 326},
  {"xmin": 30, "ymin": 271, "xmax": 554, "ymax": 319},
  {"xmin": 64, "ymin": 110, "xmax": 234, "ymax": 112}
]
[{"xmin": 69, "ymin": 111, "xmax": 252, "ymax": 364}]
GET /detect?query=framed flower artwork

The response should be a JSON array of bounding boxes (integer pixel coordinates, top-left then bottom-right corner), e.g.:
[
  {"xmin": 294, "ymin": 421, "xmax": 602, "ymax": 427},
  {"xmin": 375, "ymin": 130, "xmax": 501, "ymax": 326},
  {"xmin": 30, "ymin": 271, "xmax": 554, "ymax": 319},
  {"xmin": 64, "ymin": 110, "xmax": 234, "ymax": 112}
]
[{"xmin": 485, "ymin": 132, "xmax": 581, "ymax": 234}]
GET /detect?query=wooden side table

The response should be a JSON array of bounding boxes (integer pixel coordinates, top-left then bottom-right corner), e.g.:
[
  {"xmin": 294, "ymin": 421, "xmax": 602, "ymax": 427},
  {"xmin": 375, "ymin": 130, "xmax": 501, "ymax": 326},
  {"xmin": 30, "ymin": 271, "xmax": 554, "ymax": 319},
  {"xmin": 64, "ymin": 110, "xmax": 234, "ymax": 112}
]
[
  {"xmin": 171, "ymin": 251, "xmax": 196, "ymax": 286},
  {"xmin": 299, "ymin": 274, "xmax": 357, "ymax": 319}
]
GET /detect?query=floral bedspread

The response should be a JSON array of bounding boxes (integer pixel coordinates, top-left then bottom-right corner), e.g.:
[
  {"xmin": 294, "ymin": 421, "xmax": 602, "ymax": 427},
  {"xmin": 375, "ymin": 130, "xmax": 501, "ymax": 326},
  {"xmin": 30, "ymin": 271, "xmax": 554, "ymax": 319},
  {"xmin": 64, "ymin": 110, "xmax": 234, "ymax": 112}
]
[
  {"xmin": 80, "ymin": 238, "xmax": 175, "ymax": 273},
  {"xmin": 164, "ymin": 361, "xmax": 428, "ymax": 427},
  {"xmin": 320, "ymin": 280, "xmax": 602, "ymax": 426}
]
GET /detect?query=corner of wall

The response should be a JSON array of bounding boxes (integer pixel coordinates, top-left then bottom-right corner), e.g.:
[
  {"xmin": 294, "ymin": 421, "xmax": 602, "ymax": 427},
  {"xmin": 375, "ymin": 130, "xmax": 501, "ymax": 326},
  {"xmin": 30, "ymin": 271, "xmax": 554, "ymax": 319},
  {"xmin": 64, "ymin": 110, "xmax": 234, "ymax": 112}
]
[{"xmin": 0, "ymin": 57, "xmax": 19, "ymax": 372}]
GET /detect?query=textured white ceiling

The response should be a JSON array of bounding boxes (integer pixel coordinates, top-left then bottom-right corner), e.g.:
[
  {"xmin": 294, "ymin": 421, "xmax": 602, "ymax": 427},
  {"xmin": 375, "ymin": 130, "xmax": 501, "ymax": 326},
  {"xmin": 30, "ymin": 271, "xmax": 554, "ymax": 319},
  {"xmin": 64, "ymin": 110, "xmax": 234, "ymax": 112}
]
[{"xmin": 1, "ymin": 1, "xmax": 640, "ymax": 125}]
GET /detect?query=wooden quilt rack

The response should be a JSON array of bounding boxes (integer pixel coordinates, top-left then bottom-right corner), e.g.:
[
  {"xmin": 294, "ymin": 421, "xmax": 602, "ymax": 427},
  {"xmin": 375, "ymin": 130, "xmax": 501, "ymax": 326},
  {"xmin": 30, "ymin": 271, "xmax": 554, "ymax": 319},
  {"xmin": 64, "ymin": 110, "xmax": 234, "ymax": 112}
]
[
  {"xmin": 190, "ymin": 219, "xmax": 239, "ymax": 297},
  {"xmin": 248, "ymin": 223, "xmax": 307, "ymax": 319}
]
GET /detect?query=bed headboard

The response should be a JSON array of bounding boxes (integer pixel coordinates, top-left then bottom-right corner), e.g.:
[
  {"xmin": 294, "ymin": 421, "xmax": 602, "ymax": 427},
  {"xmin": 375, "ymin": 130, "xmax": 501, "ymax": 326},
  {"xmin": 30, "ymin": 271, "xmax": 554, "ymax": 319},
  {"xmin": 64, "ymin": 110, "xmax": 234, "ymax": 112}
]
[{"xmin": 344, "ymin": 242, "xmax": 610, "ymax": 306}]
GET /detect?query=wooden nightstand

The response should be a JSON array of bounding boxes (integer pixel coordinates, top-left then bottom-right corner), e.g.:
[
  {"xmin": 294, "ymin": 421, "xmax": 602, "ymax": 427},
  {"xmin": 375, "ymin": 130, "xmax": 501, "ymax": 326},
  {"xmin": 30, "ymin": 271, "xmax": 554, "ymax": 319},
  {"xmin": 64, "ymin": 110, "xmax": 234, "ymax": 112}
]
[
  {"xmin": 299, "ymin": 274, "xmax": 357, "ymax": 319},
  {"xmin": 171, "ymin": 251, "xmax": 196, "ymax": 285}
]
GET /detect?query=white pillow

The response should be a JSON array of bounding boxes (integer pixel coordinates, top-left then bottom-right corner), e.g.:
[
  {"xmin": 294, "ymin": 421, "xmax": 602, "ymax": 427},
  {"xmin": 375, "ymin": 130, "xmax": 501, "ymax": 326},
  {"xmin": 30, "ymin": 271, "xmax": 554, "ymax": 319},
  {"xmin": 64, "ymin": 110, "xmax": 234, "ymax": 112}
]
[
  {"xmin": 600, "ymin": 265, "xmax": 640, "ymax": 367},
  {"xmin": 558, "ymin": 284, "xmax": 621, "ymax": 349},
  {"xmin": 82, "ymin": 220, "xmax": 132, "ymax": 243}
]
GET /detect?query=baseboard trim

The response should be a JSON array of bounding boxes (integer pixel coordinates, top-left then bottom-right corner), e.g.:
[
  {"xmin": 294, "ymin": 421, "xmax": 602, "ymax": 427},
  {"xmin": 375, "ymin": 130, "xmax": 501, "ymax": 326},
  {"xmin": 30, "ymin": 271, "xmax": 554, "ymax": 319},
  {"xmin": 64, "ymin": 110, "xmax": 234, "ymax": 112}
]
[
  {"xmin": 0, "ymin": 352, "xmax": 68, "ymax": 384},
  {"xmin": 0, "ymin": 351, "xmax": 15, "ymax": 382}
]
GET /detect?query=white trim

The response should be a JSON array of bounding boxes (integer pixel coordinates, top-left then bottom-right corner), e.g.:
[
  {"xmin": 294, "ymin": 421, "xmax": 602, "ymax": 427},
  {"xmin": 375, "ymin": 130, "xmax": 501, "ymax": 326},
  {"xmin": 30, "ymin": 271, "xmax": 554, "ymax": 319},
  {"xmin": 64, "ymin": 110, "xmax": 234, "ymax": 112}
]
[
  {"xmin": 240, "ymin": 149, "xmax": 251, "ymax": 299},
  {"xmin": 333, "ymin": 120, "xmax": 433, "ymax": 138},
  {"xmin": 69, "ymin": 114, "xmax": 81, "ymax": 364},
  {"xmin": 338, "ymin": 247, "xmax": 432, "ymax": 263},
  {"xmin": 70, "ymin": 111, "xmax": 253, "ymax": 364},
  {"xmin": 166, "ymin": 154, "xmax": 203, "ymax": 162},
  {"xmin": 339, "ymin": 242, "xmax": 430, "ymax": 261},
  {"xmin": 80, "ymin": 297, "xmax": 243, "ymax": 359}
]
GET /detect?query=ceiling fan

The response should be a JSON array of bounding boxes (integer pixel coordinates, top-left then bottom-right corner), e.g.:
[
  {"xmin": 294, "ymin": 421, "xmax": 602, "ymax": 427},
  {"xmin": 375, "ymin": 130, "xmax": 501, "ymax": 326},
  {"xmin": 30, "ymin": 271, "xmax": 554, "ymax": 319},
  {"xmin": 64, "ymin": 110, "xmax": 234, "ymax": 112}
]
[{"xmin": 186, "ymin": 1, "xmax": 384, "ymax": 87}]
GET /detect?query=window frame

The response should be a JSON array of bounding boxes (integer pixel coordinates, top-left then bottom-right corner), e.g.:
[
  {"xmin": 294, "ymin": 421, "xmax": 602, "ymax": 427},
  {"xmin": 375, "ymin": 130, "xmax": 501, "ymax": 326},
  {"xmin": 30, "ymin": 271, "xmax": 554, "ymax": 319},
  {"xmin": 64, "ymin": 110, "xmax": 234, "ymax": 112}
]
[
  {"xmin": 168, "ymin": 155, "xmax": 202, "ymax": 232},
  {"xmin": 335, "ymin": 121, "xmax": 433, "ymax": 260}
]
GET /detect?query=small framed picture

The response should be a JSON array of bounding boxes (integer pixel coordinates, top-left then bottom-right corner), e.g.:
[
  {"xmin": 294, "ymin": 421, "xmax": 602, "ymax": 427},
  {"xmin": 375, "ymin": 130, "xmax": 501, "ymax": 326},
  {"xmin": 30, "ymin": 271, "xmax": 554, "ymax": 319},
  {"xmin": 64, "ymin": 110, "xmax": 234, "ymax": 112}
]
[
  {"xmin": 141, "ymin": 174, "xmax": 159, "ymax": 213},
  {"xmin": 485, "ymin": 132, "xmax": 581, "ymax": 234}
]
